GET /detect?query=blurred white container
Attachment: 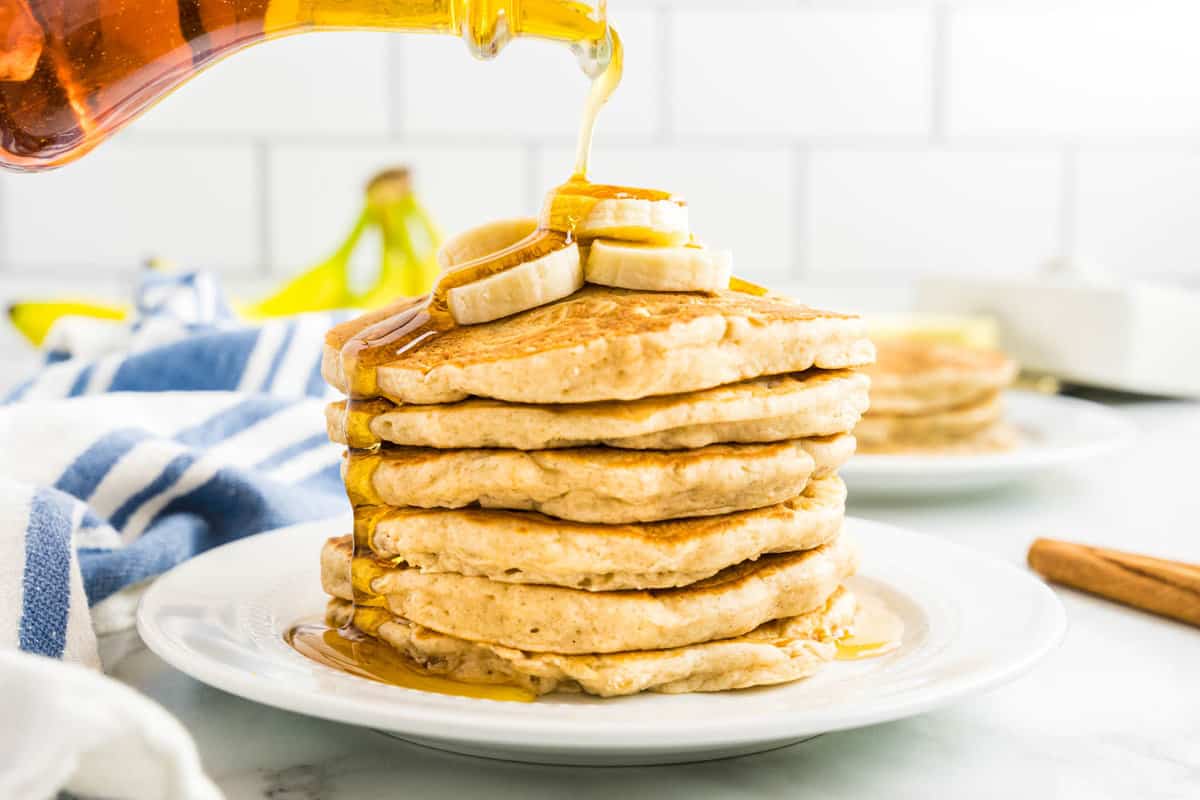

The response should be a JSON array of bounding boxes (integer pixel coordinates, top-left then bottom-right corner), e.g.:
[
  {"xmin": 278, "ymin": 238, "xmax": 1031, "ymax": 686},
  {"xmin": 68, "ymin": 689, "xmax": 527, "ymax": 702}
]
[{"xmin": 917, "ymin": 267, "xmax": 1200, "ymax": 399}]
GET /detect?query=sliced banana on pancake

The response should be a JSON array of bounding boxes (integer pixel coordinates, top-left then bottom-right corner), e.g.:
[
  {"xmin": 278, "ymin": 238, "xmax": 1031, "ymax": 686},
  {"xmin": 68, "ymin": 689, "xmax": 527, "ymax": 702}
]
[
  {"xmin": 437, "ymin": 217, "xmax": 537, "ymax": 271},
  {"xmin": 586, "ymin": 239, "xmax": 732, "ymax": 292},
  {"xmin": 446, "ymin": 242, "xmax": 583, "ymax": 325},
  {"xmin": 541, "ymin": 187, "xmax": 690, "ymax": 246}
]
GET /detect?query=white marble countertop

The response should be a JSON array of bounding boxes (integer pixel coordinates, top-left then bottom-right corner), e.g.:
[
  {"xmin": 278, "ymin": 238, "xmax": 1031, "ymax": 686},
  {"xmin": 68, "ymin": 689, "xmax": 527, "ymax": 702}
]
[{"xmin": 109, "ymin": 397, "xmax": 1200, "ymax": 799}]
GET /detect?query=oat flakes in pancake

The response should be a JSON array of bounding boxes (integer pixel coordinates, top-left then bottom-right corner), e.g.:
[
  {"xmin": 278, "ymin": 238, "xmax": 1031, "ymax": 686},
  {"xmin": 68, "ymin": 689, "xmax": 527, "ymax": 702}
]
[
  {"xmin": 857, "ymin": 420, "xmax": 1020, "ymax": 455},
  {"xmin": 353, "ymin": 475, "xmax": 847, "ymax": 590},
  {"xmin": 323, "ymin": 286, "xmax": 874, "ymax": 405},
  {"xmin": 322, "ymin": 532, "xmax": 857, "ymax": 653},
  {"xmin": 345, "ymin": 437, "xmax": 854, "ymax": 524},
  {"xmin": 866, "ymin": 339, "xmax": 1018, "ymax": 415},
  {"xmin": 326, "ymin": 586, "xmax": 856, "ymax": 697},
  {"xmin": 328, "ymin": 370, "xmax": 869, "ymax": 450},
  {"xmin": 854, "ymin": 392, "xmax": 1003, "ymax": 449}
]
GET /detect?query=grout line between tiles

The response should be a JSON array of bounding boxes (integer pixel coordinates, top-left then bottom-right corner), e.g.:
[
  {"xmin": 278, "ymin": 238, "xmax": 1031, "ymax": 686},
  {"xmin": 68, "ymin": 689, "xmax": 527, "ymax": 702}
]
[
  {"xmin": 1057, "ymin": 144, "xmax": 1079, "ymax": 267},
  {"xmin": 255, "ymin": 139, "xmax": 273, "ymax": 275},
  {"xmin": 791, "ymin": 144, "xmax": 810, "ymax": 279},
  {"xmin": 523, "ymin": 141, "xmax": 543, "ymax": 213},
  {"xmin": 654, "ymin": 3, "xmax": 673, "ymax": 144},
  {"xmin": 930, "ymin": 2, "xmax": 949, "ymax": 142},
  {"xmin": 117, "ymin": 129, "xmax": 1200, "ymax": 153},
  {"xmin": 386, "ymin": 38, "xmax": 405, "ymax": 136}
]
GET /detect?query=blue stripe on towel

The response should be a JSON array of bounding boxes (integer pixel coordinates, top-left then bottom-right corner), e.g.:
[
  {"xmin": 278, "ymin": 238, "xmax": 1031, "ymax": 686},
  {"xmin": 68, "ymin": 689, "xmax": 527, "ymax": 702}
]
[
  {"xmin": 4, "ymin": 379, "xmax": 32, "ymax": 404},
  {"xmin": 254, "ymin": 432, "xmax": 330, "ymax": 472},
  {"xmin": 174, "ymin": 396, "xmax": 289, "ymax": 447},
  {"xmin": 262, "ymin": 320, "xmax": 297, "ymax": 392},
  {"xmin": 67, "ymin": 364, "xmax": 94, "ymax": 397},
  {"xmin": 77, "ymin": 464, "xmax": 345, "ymax": 604},
  {"xmin": 305, "ymin": 352, "xmax": 327, "ymax": 397},
  {"xmin": 109, "ymin": 328, "xmax": 261, "ymax": 393},
  {"xmin": 19, "ymin": 489, "xmax": 73, "ymax": 658},
  {"xmin": 78, "ymin": 518, "xmax": 203, "ymax": 604},
  {"xmin": 108, "ymin": 452, "xmax": 195, "ymax": 531},
  {"xmin": 79, "ymin": 507, "xmax": 108, "ymax": 531},
  {"xmin": 299, "ymin": 461, "xmax": 343, "ymax": 494},
  {"xmin": 54, "ymin": 429, "xmax": 151, "ymax": 501},
  {"xmin": 160, "ymin": 465, "xmax": 344, "ymax": 547}
]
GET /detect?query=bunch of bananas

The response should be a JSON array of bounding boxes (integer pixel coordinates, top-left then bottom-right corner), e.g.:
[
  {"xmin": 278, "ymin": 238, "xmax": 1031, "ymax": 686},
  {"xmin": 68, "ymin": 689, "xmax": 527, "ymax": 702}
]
[{"xmin": 8, "ymin": 168, "xmax": 441, "ymax": 346}]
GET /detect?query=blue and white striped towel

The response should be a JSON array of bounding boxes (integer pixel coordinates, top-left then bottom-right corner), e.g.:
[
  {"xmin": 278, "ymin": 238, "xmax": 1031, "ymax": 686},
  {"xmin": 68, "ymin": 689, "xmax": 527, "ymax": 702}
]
[{"xmin": 1, "ymin": 271, "xmax": 352, "ymax": 666}]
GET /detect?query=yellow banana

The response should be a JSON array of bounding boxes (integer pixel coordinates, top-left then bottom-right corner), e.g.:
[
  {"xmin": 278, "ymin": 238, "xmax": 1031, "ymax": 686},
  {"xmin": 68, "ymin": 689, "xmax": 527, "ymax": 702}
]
[
  {"xmin": 243, "ymin": 167, "xmax": 442, "ymax": 318},
  {"xmin": 354, "ymin": 170, "xmax": 441, "ymax": 308},
  {"xmin": 241, "ymin": 207, "xmax": 370, "ymax": 319},
  {"xmin": 8, "ymin": 299, "xmax": 127, "ymax": 346},
  {"xmin": 6, "ymin": 256, "xmax": 180, "ymax": 345}
]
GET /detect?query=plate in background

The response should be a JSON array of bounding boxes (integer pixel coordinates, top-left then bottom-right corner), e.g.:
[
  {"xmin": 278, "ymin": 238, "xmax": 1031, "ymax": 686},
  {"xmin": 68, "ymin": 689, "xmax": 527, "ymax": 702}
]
[
  {"xmin": 842, "ymin": 391, "xmax": 1136, "ymax": 496},
  {"xmin": 138, "ymin": 516, "xmax": 1065, "ymax": 766}
]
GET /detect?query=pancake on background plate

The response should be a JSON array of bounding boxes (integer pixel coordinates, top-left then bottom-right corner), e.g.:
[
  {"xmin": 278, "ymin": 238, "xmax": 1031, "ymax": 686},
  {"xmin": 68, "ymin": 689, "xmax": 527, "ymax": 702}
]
[{"xmin": 857, "ymin": 339, "xmax": 1019, "ymax": 455}]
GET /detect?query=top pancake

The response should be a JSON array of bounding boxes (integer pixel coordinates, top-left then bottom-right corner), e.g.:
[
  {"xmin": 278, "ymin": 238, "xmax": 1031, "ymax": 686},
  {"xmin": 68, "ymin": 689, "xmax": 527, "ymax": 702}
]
[
  {"xmin": 324, "ymin": 286, "xmax": 874, "ymax": 405},
  {"xmin": 866, "ymin": 339, "xmax": 1017, "ymax": 415}
]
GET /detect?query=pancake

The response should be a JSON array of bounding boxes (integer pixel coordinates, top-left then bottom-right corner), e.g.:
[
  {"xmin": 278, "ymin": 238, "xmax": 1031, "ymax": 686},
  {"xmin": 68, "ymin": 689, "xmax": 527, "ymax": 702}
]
[
  {"xmin": 345, "ymin": 437, "xmax": 854, "ymax": 524},
  {"xmin": 322, "ymin": 532, "xmax": 857, "ymax": 653},
  {"xmin": 323, "ymin": 286, "xmax": 874, "ymax": 405},
  {"xmin": 353, "ymin": 475, "xmax": 847, "ymax": 590},
  {"xmin": 326, "ymin": 586, "xmax": 856, "ymax": 697},
  {"xmin": 857, "ymin": 420, "xmax": 1020, "ymax": 455},
  {"xmin": 328, "ymin": 370, "xmax": 870, "ymax": 450},
  {"xmin": 866, "ymin": 339, "xmax": 1017, "ymax": 415},
  {"xmin": 854, "ymin": 392, "xmax": 1003, "ymax": 449}
]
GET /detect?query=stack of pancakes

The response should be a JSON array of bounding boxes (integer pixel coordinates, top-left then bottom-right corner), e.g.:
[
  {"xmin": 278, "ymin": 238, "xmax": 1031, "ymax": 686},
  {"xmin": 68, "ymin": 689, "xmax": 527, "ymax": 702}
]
[
  {"xmin": 320, "ymin": 287, "xmax": 876, "ymax": 696},
  {"xmin": 856, "ymin": 339, "xmax": 1019, "ymax": 454}
]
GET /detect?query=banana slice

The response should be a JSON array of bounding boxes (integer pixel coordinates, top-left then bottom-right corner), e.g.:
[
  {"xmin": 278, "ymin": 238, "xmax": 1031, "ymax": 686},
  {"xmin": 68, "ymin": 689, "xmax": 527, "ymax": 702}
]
[
  {"xmin": 586, "ymin": 240, "xmax": 732, "ymax": 292},
  {"xmin": 577, "ymin": 199, "xmax": 689, "ymax": 245},
  {"xmin": 446, "ymin": 242, "xmax": 583, "ymax": 325},
  {"xmin": 542, "ymin": 192, "xmax": 690, "ymax": 246},
  {"xmin": 438, "ymin": 218, "xmax": 537, "ymax": 271}
]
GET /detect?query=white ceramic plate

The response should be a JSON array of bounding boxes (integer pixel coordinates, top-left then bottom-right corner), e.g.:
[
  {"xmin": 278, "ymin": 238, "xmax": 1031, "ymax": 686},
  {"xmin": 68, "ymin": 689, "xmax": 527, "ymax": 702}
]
[
  {"xmin": 842, "ymin": 392, "xmax": 1136, "ymax": 495},
  {"xmin": 138, "ymin": 516, "xmax": 1065, "ymax": 765}
]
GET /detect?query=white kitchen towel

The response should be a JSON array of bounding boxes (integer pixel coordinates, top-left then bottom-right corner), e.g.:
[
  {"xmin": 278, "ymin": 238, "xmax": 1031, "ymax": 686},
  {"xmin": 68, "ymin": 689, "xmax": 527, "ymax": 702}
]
[
  {"xmin": 0, "ymin": 270, "xmax": 358, "ymax": 799},
  {"xmin": 2, "ymin": 270, "xmax": 351, "ymax": 660},
  {"xmin": 0, "ymin": 649, "xmax": 222, "ymax": 800},
  {"xmin": 0, "ymin": 391, "xmax": 347, "ymax": 662}
]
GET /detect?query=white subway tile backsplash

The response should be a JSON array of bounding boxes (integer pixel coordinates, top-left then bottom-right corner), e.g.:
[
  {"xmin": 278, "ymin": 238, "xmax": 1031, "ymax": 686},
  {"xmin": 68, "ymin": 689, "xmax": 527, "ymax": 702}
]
[
  {"xmin": 807, "ymin": 149, "xmax": 1061, "ymax": 276},
  {"xmin": 670, "ymin": 9, "xmax": 932, "ymax": 137},
  {"xmin": 267, "ymin": 145, "xmax": 529, "ymax": 273},
  {"xmin": 949, "ymin": 9, "xmax": 1200, "ymax": 136},
  {"xmin": 1075, "ymin": 151, "xmax": 1200, "ymax": 280},
  {"xmin": 1, "ymin": 143, "xmax": 259, "ymax": 272},
  {"xmin": 539, "ymin": 145, "xmax": 796, "ymax": 282},
  {"xmin": 134, "ymin": 33, "xmax": 390, "ymax": 136},
  {"xmin": 4, "ymin": 3, "xmax": 1200, "ymax": 290},
  {"xmin": 400, "ymin": 9, "xmax": 659, "ymax": 139}
]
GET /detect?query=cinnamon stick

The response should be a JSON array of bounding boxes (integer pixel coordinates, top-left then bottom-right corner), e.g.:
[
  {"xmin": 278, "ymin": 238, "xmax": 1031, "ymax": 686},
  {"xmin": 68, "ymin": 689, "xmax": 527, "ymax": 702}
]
[{"xmin": 1028, "ymin": 538, "xmax": 1200, "ymax": 628}]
